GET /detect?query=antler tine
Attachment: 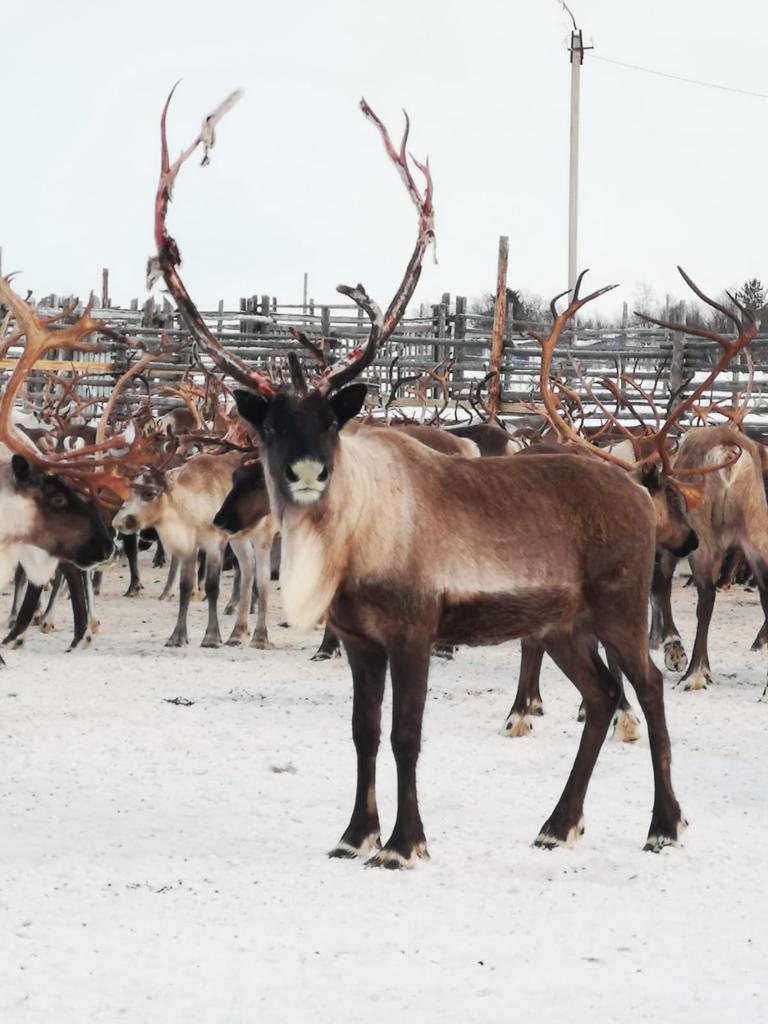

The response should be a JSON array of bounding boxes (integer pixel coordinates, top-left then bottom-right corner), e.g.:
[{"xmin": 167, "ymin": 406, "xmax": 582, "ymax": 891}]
[
  {"xmin": 151, "ymin": 86, "xmax": 274, "ymax": 397},
  {"xmin": 289, "ymin": 327, "xmax": 327, "ymax": 371},
  {"xmin": 677, "ymin": 266, "xmax": 748, "ymax": 337},
  {"xmin": 287, "ymin": 352, "xmax": 308, "ymax": 395},
  {"xmin": 319, "ymin": 100, "xmax": 435, "ymax": 395}
]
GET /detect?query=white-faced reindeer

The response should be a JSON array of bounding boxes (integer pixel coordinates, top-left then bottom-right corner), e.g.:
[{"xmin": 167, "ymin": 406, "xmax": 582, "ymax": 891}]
[
  {"xmin": 113, "ymin": 450, "xmax": 271, "ymax": 647},
  {"xmin": 153, "ymin": 90, "xmax": 686, "ymax": 866}
]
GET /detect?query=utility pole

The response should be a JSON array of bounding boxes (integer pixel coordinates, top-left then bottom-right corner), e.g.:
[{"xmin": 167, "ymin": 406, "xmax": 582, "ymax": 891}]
[{"xmin": 563, "ymin": 4, "xmax": 591, "ymax": 298}]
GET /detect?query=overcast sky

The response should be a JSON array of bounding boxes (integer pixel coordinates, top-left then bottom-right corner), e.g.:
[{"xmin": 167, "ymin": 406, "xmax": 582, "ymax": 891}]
[{"xmin": 3, "ymin": 0, "xmax": 767, "ymax": 320}]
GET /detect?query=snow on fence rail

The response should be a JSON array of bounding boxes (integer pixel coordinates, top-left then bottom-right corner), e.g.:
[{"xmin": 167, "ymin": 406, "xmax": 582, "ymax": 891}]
[{"xmin": 5, "ymin": 290, "xmax": 766, "ymax": 425}]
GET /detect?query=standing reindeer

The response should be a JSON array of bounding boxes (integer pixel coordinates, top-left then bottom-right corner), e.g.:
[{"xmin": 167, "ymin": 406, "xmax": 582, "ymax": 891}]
[{"xmin": 152, "ymin": 89, "xmax": 687, "ymax": 865}]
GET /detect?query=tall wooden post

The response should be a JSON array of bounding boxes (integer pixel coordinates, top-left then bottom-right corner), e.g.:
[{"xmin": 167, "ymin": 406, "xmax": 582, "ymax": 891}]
[
  {"xmin": 487, "ymin": 235, "xmax": 509, "ymax": 419},
  {"xmin": 101, "ymin": 267, "xmax": 110, "ymax": 308}
]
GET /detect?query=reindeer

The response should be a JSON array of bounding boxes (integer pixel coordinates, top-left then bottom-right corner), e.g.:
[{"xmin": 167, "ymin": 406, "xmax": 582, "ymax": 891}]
[
  {"xmin": 650, "ymin": 425, "xmax": 768, "ymax": 690},
  {"xmin": 113, "ymin": 450, "xmax": 263, "ymax": 647},
  {"xmin": 213, "ymin": 458, "xmax": 278, "ymax": 648},
  {"xmin": 153, "ymin": 90, "xmax": 687, "ymax": 865}
]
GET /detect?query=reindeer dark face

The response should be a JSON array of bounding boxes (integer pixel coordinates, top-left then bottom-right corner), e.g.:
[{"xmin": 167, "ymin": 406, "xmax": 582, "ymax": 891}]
[
  {"xmin": 214, "ymin": 460, "xmax": 269, "ymax": 534},
  {"xmin": 637, "ymin": 463, "xmax": 699, "ymax": 557},
  {"xmin": 11, "ymin": 456, "xmax": 115, "ymax": 567},
  {"xmin": 233, "ymin": 386, "xmax": 367, "ymax": 511}
]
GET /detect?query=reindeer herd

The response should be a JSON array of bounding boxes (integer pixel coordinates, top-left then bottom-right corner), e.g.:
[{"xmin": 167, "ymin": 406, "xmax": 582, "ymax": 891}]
[{"xmin": 1, "ymin": 88, "xmax": 766, "ymax": 870}]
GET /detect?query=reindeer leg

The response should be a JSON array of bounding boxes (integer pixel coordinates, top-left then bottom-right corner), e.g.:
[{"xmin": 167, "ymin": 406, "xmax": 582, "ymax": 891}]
[
  {"xmin": 615, "ymin": 645, "xmax": 686, "ymax": 850},
  {"xmin": 166, "ymin": 555, "xmax": 195, "ymax": 647},
  {"xmin": 367, "ymin": 636, "xmax": 431, "ymax": 869},
  {"xmin": 224, "ymin": 558, "xmax": 242, "ymax": 616},
  {"xmin": 3, "ymin": 581, "xmax": 43, "ymax": 649},
  {"xmin": 159, "ymin": 556, "xmax": 178, "ymax": 601},
  {"xmin": 152, "ymin": 538, "xmax": 166, "ymax": 568},
  {"xmin": 534, "ymin": 636, "xmax": 619, "ymax": 848},
  {"xmin": 8, "ymin": 565, "xmax": 27, "ymax": 629},
  {"xmin": 85, "ymin": 570, "xmax": 100, "ymax": 635},
  {"xmin": 504, "ymin": 637, "xmax": 545, "ymax": 737},
  {"xmin": 122, "ymin": 532, "xmax": 143, "ymax": 597},
  {"xmin": 226, "ymin": 538, "xmax": 252, "ymax": 646},
  {"xmin": 201, "ymin": 546, "xmax": 223, "ymax": 648},
  {"xmin": 741, "ymin": 552, "xmax": 768, "ymax": 653},
  {"xmin": 311, "ymin": 624, "xmax": 342, "ymax": 661},
  {"xmin": 650, "ymin": 551, "xmax": 687, "ymax": 673},
  {"xmin": 681, "ymin": 573, "xmax": 717, "ymax": 690},
  {"xmin": 40, "ymin": 567, "xmax": 65, "ymax": 633},
  {"xmin": 607, "ymin": 650, "xmax": 641, "ymax": 742},
  {"xmin": 62, "ymin": 564, "xmax": 90, "ymax": 651},
  {"xmin": 329, "ymin": 635, "xmax": 386, "ymax": 860},
  {"xmin": 250, "ymin": 537, "xmax": 272, "ymax": 649}
]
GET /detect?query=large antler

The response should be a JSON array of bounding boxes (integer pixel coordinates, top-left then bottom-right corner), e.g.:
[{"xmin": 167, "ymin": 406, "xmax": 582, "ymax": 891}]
[
  {"xmin": 636, "ymin": 266, "xmax": 757, "ymax": 480},
  {"xmin": 316, "ymin": 99, "xmax": 435, "ymax": 395},
  {"xmin": 0, "ymin": 278, "xmax": 169, "ymax": 507},
  {"xmin": 149, "ymin": 85, "xmax": 275, "ymax": 397}
]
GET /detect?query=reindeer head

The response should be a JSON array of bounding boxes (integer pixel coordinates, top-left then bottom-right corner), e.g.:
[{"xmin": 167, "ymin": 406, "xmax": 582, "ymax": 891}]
[
  {"xmin": 7, "ymin": 454, "xmax": 114, "ymax": 567},
  {"xmin": 112, "ymin": 471, "xmax": 169, "ymax": 534},
  {"xmin": 635, "ymin": 462, "xmax": 699, "ymax": 558},
  {"xmin": 232, "ymin": 387, "xmax": 366, "ymax": 513},
  {"xmin": 214, "ymin": 458, "xmax": 271, "ymax": 533}
]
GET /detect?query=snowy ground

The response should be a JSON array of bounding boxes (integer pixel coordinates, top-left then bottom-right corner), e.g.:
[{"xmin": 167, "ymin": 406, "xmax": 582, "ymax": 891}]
[{"xmin": 0, "ymin": 557, "xmax": 766, "ymax": 1024}]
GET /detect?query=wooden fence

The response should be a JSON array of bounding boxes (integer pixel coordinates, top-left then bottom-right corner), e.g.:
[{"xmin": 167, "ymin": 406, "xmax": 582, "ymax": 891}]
[{"xmin": 5, "ymin": 288, "xmax": 766, "ymax": 427}]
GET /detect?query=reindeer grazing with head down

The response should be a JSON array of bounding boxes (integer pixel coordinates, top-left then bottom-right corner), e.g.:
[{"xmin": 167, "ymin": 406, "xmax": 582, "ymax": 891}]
[{"xmin": 151, "ymin": 88, "xmax": 692, "ymax": 867}]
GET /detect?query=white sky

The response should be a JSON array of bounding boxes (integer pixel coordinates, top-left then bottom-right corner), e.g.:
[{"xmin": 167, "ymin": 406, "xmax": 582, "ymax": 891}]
[{"xmin": 3, "ymin": 0, "xmax": 768, "ymax": 319}]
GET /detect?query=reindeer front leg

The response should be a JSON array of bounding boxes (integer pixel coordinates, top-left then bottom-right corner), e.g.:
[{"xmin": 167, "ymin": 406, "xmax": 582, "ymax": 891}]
[
  {"xmin": 226, "ymin": 537, "xmax": 253, "ymax": 646},
  {"xmin": 367, "ymin": 636, "xmax": 431, "ymax": 869},
  {"xmin": 166, "ymin": 554, "xmax": 195, "ymax": 647},
  {"xmin": 329, "ymin": 636, "xmax": 387, "ymax": 860},
  {"xmin": 201, "ymin": 545, "xmax": 224, "ymax": 648},
  {"xmin": 250, "ymin": 536, "xmax": 272, "ymax": 649},
  {"xmin": 63, "ymin": 565, "xmax": 91, "ymax": 651}
]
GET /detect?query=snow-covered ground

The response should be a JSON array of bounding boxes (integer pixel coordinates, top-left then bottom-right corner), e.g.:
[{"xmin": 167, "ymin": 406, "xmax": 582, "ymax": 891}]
[{"xmin": 0, "ymin": 559, "xmax": 766, "ymax": 1023}]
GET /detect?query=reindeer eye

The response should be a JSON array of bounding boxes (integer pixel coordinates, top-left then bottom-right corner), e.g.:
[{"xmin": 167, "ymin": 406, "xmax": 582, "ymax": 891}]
[{"xmin": 50, "ymin": 493, "xmax": 68, "ymax": 510}]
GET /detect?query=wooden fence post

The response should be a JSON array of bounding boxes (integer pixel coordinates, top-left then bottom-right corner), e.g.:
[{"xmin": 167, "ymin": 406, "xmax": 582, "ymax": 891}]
[
  {"xmin": 454, "ymin": 295, "xmax": 467, "ymax": 383},
  {"xmin": 101, "ymin": 268, "xmax": 110, "ymax": 308},
  {"xmin": 487, "ymin": 236, "xmax": 509, "ymax": 419},
  {"xmin": 669, "ymin": 294, "xmax": 685, "ymax": 397}
]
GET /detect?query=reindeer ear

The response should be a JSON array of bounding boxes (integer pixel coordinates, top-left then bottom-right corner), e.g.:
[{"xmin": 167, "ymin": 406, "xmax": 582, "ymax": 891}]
[
  {"xmin": 329, "ymin": 384, "xmax": 367, "ymax": 428},
  {"xmin": 234, "ymin": 389, "xmax": 270, "ymax": 431},
  {"xmin": 639, "ymin": 461, "xmax": 662, "ymax": 493},
  {"xmin": 11, "ymin": 454, "xmax": 34, "ymax": 484}
]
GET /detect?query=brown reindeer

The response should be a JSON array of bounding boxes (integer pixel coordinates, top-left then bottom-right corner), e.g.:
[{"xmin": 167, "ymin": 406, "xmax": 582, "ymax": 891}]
[
  {"xmin": 650, "ymin": 425, "xmax": 768, "ymax": 690},
  {"xmin": 152, "ymin": 88, "xmax": 691, "ymax": 864}
]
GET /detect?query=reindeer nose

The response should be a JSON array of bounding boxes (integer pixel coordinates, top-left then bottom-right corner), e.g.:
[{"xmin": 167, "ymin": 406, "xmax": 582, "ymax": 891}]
[
  {"xmin": 284, "ymin": 459, "xmax": 329, "ymax": 502},
  {"xmin": 119, "ymin": 514, "xmax": 138, "ymax": 533}
]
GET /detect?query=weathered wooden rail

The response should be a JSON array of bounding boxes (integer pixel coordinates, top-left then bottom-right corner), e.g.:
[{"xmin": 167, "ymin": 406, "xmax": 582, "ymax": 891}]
[{"xmin": 4, "ymin": 289, "xmax": 766, "ymax": 426}]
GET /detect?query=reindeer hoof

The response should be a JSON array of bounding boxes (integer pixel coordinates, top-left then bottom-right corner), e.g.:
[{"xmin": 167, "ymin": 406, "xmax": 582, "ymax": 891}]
[
  {"xmin": 124, "ymin": 584, "xmax": 143, "ymax": 598},
  {"xmin": 644, "ymin": 817, "xmax": 687, "ymax": 852},
  {"xmin": 433, "ymin": 644, "xmax": 454, "ymax": 660},
  {"xmin": 577, "ymin": 704, "xmax": 586, "ymax": 723},
  {"xmin": 40, "ymin": 621, "xmax": 55, "ymax": 634},
  {"xmin": 226, "ymin": 636, "xmax": 245, "ymax": 647},
  {"xmin": 365, "ymin": 841, "xmax": 429, "ymax": 870},
  {"xmin": 529, "ymin": 697, "xmax": 544, "ymax": 716},
  {"xmin": 534, "ymin": 817, "xmax": 585, "ymax": 849},
  {"xmin": 682, "ymin": 669, "xmax": 710, "ymax": 691},
  {"xmin": 613, "ymin": 709, "xmax": 642, "ymax": 743},
  {"xmin": 504, "ymin": 712, "xmax": 532, "ymax": 737},
  {"xmin": 328, "ymin": 833, "xmax": 381, "ymax": 860},
  {"xmin": 32, "ymin": 611, "xmax": 43, "ymax": 626},
  {"xmin": 6, "ymin": 637, "xmax": 24, "ymax": 651},
  {"xmin": 201, "ymin": 636, "xmax": 222, "ymax": 649},
  {"xmin": 165, "ymin": 635, "xmax": 188, "ymax": 648},
  {"xmin": 664, "ymin": 638, "xmax": 688, "ymax": 673},
  {"xmin": 251, "ymin": 639, "xmax": 274, "ymax": 651}
]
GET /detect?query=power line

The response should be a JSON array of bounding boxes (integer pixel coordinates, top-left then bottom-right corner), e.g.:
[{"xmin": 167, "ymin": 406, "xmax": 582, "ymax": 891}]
[{"xmin": 592, "ymin": 54, "xmax": 768, "ymax": 100}]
